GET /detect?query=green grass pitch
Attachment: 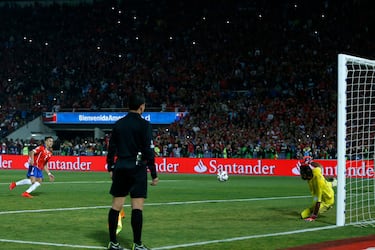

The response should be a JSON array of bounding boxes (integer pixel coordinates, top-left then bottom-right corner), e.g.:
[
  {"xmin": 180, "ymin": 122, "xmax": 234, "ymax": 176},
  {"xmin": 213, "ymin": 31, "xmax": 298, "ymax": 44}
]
[{"xmin": 0, "ymin": 170, "xmax": 373, "ymax": 249}]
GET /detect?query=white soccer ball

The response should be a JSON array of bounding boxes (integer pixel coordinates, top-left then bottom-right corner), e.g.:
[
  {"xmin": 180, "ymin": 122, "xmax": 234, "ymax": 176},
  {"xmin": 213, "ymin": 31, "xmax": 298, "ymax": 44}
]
[{"xmin": 217, "ymin": 170, "xmax": 229, "ymax": 182}]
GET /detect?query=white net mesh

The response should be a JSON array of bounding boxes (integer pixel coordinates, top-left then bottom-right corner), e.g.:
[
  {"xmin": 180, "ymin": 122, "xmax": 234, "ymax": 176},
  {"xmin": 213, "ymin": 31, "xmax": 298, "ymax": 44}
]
[{"xmin": 344, "ymin": 56, "xmax": 375, "ymax": 226}]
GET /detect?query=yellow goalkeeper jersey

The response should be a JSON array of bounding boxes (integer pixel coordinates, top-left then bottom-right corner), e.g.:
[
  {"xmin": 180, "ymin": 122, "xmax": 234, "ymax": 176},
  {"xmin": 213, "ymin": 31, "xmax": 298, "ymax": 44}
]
[{"xmin": 307, "ymin": 167, "xmax": 334, "ymax": 203}]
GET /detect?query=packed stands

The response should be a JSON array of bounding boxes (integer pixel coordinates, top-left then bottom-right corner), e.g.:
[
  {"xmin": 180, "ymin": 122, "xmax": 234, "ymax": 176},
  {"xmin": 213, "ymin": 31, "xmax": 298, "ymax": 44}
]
[{"xmin": 0, "ymin": 0, "xmax": 373, "ymax": 158}]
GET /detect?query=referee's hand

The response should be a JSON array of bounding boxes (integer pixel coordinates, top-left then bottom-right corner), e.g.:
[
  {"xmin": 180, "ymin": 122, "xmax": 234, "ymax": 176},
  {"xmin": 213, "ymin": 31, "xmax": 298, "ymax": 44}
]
[{"xmin": 151, "ymin": 177, "xmax": 159, "ymax": 186}]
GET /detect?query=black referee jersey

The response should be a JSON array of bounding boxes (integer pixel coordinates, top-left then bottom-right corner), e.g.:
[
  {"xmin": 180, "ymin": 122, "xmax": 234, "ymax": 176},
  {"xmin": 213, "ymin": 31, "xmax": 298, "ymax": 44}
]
[{"xmin": 106, "ymin": 112, "xmax": 157, "ymax": 178}]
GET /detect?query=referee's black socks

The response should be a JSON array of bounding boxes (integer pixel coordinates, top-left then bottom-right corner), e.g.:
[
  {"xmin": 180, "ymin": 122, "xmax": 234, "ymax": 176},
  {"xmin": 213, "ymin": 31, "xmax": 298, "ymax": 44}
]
[
  {"xmin": 108, "ymin": 208, "xmax": 120, "ymax": 243},
  {"xmin": 131, "ymin": 209, "xmax": 143, "ymax": 245}
]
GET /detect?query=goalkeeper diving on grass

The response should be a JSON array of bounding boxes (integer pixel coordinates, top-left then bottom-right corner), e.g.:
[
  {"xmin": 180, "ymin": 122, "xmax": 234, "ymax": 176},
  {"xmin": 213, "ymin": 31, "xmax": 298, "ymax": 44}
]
[{"xmin": 299, "ymin": 157, "xmax": 337, "ymax": 222}]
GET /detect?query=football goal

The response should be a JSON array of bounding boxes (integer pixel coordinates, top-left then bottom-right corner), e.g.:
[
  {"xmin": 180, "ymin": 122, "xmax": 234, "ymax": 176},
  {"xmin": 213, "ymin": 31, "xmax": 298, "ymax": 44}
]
[{"xmin": 337, "ymin": 54, "xmax": 375, "ymax": 227}]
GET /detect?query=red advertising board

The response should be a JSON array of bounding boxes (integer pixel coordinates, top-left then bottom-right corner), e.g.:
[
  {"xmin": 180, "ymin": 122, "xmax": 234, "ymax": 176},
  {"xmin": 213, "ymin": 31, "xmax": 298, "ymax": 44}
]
[{"xmin": 0, "ymin": 155, "xmax": 373, "ymax": 178}]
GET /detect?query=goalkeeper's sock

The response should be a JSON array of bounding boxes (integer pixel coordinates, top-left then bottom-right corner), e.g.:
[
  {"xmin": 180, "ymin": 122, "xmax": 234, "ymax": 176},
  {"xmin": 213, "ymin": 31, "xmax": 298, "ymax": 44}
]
[
  {"xmin": 25, "ymin": 182, "xmax": 40, "ymax": 193},
  {"xmin": 16, "ymin": 179, "xmax": 32, "ymax": 186},
  {"xmin": 301, "ymin": 208, "xmax": 311, "ymax": 219}
]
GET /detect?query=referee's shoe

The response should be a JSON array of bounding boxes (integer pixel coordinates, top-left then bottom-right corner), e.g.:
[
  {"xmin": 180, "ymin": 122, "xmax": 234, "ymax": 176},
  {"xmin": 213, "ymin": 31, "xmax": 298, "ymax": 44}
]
[
  {"xmin": 132, "ymin": 243, "xmax": 150, "ymax": 250},
  {"xmin": 107, "ymin": 241, "xmax": 124, "ymax": 250}
]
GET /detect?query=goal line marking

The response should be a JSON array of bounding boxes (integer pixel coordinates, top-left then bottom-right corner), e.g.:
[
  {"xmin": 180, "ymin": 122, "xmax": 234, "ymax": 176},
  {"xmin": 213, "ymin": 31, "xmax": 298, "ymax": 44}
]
[
  {"xmin": 0, "ymin": 195, "xmax": 308, "ymax": 215},
  {"xmin": 0, "ymin": 225, "xmax": 339, "ymax": 250}
]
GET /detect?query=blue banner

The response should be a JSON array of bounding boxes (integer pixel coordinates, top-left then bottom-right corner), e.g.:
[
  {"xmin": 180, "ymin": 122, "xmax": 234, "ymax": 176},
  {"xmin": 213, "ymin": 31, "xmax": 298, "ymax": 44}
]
[{"xmin": 43, "ymin": 112, "xmax": 187, "ymax": 125}]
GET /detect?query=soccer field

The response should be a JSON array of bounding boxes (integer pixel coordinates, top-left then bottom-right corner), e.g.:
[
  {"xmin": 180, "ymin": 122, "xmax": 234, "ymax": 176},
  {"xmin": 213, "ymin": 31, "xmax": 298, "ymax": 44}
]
[{"xmin": 0, "ymin": 170, "xmax": 373, "ymax": 249}]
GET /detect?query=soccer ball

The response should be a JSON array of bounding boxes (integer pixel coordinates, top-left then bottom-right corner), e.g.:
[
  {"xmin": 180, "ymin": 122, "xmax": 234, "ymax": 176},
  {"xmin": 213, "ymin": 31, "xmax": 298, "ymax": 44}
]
[{"xmin": 217, "ymin": 170, "xmax": 229, "ymax": 182}]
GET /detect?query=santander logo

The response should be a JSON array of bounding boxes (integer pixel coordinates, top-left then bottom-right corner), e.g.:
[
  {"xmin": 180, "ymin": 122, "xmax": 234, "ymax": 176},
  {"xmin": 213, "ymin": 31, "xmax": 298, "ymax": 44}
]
[
  {"xmin": 292, "ymin": 161, "xmax": 301, "ymax": 176},
  {"xmin": 194, "ymin": 160, "xmax": 208, "ymax": 173}
]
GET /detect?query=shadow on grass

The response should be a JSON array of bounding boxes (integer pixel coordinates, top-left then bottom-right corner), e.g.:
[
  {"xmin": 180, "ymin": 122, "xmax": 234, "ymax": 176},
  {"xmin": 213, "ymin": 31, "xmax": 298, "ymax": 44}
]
[{"xmin": 89, "ymin": 229, "xmax": 132, "ymax": 249}]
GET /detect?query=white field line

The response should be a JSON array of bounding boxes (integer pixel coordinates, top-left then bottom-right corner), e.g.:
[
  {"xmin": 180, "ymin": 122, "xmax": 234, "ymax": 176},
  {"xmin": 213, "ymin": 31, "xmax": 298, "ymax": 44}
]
[
  {"xmin": 153, "ymin": 225, "xmax": 340, "ymax": 250},
  {"xmin": 0, "ymin": 238, "xmax": 107, "ymax": 249},
  {"xmin": 0, "ymin": 196, "xmax": 309, "ymax": 215},
  {"xmin": 0, "ymin": 180, "xmax": 179, "ymax": 186},
  {"xmin": 0, "ymin": 224, "xmax": 340, "ymax": 250},
  {"xmin": 0, "ymin": 181, "xmax": 321, "ymax": 249}
]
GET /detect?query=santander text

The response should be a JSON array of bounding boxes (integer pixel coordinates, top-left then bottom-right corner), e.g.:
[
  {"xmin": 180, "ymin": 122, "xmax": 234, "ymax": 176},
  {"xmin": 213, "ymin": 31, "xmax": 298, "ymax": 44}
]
[
  {"xmin": 156, "ymin": 158, "xmax": 179, "ymax": 173},
  {"xmin": 209, "ymin": 160, "xmax": 276, "ymax": 175},
  {"xmin": 0, "ymin": 155, "xmax": 12, "ymax": 169},
  {"xmin": 48, "ymin": 157, "xmax": 92, "ymax": 171}
]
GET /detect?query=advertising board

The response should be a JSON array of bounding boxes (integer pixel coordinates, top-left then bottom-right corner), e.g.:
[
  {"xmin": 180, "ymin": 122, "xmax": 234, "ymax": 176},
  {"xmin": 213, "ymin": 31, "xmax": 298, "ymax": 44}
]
[{"xmin": 1, "ymin": 155, "xmax": 373, "ymax": 178}]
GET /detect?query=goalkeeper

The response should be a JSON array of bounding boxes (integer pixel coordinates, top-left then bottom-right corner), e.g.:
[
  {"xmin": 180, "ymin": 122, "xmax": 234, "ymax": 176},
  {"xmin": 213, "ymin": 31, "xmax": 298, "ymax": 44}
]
[{"xmin": 299, "ymin": 161, "xmax": 336, "ymax": 222}]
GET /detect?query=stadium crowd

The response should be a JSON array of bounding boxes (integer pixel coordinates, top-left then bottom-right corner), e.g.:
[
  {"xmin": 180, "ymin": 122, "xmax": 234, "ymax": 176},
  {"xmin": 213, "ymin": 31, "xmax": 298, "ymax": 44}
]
[{"xmin": 0, "ymin": 0, "xmax": 373, "ymax": 159}]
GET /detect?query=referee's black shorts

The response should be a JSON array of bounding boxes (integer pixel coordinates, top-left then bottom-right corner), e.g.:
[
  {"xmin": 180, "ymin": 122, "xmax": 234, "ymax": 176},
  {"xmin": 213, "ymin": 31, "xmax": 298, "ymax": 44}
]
[{"xmin": 110, "ymin": 167, "xmax": 148, "ymax": 198}]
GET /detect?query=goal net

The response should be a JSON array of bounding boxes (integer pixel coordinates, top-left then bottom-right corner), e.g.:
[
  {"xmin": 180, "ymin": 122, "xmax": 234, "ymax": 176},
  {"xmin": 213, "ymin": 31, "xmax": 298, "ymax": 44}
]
[{"xmin": 337, "ymin": 54, "xmax": 375, "ymax": 227}]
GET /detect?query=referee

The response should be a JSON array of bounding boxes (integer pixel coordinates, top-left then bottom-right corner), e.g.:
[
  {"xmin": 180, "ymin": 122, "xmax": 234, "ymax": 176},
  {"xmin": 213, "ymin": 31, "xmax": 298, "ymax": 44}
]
[{"xmin": 106, "ymin": 93, "xmax": 159, "ymax": 250}]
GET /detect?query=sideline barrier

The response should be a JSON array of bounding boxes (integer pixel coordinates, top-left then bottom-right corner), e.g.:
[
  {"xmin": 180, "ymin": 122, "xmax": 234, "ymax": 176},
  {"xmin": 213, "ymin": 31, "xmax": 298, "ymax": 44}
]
[{"xmin": 0, "ymin": 155, "xmax": 373, "ymax": 177}]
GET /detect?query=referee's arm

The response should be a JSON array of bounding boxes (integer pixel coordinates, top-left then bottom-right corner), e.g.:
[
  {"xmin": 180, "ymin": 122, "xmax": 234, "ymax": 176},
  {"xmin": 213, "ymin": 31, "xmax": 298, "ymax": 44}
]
[
  {"xmin": 143, "ymin": 123, "xmax": 158, "ymax": 181},
  {"xmin": 106, "ymin": 127, "xmax": 118, "ymax": 172}
]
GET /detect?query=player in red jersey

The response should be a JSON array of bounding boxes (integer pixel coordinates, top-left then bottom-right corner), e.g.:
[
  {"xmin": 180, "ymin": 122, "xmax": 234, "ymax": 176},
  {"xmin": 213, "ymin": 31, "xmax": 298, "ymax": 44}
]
[{"xmin": 9, "ymin": 136, "xmax": 55, "ymax": 198}]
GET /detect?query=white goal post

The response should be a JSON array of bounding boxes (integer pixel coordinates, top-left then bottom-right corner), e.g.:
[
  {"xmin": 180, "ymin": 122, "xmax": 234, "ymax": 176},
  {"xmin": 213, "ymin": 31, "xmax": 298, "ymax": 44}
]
[{"xmin": 337, "ymin": 54, "xmax": 375, "ymax": 227}]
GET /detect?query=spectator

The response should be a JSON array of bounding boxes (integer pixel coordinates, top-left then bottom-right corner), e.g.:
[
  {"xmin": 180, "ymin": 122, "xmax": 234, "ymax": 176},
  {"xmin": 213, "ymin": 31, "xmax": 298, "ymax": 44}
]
[{"xmin": 0, "ymin": 1, "xmax": 371, "ymax": 160}]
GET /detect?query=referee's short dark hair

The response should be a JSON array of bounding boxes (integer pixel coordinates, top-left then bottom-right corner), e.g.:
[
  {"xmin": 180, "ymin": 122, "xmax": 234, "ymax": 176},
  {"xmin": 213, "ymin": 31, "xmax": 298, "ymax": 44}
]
[{"xmin": 128, "ymin": 93, "xmax": 146, "ymax": 110}]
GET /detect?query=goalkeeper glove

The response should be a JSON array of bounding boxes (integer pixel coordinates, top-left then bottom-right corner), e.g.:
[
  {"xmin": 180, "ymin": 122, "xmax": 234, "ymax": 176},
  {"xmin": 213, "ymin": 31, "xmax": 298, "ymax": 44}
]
[{"xmin": 305, "ymin": 214, "xmax": 317, "ymax": 222}]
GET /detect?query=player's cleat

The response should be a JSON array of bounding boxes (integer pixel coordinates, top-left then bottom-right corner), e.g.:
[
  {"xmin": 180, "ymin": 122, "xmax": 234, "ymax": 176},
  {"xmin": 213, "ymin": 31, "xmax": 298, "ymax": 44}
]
[
  {"xmin": 132, "ymin": 243, "xmax": 150, "ymax": 250},
  {"xmin": 107, "ymin": 242, "xmax": 124, "ymax": 250},
  {"xmin": 22, "ymin": 192, "xmax": 33, "ymax": 198},
  {"xmin": 9, "ymin": 182, "xmax": 16, "ymax": 190}
]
